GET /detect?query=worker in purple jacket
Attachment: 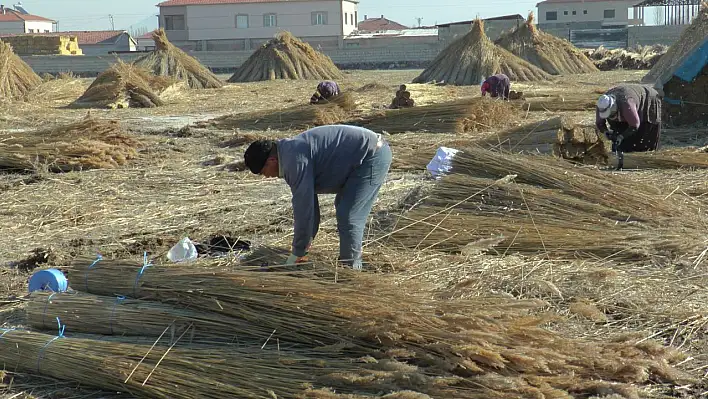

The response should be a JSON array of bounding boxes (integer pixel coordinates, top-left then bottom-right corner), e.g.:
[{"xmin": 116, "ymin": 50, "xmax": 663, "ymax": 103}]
[
  {"xmin": 481, "ymin": 74, "xmax": 511, "ymax": 100},
  {"xmin": 244, "ymin": 125, "xmax": 392, "ymax": 270},
  {"xmin": 310, "ymin": 81, "xmax": 340, "ymax": 104},
  {"xmin": 596, "ymin": 84, "xmax": 662, "ymax": 153}
]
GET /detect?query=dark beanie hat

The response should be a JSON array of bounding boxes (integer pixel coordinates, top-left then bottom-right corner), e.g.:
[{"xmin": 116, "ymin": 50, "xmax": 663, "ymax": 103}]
[{"xmin": 244, "ymin": 140, "xmax": 274, "ymax": 174}]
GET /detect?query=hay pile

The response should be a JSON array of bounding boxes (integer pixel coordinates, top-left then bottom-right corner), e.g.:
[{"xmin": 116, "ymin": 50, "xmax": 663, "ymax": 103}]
[
  {"xmin": 0, "ymin": 41, "xmax": 42, "ymax": 100},
  {"xmin": 198, "ymin": 102, "xmax": 351, "ymax": 131},
  {"xmin": 349, "ymin": 97, "xmax": 516, "ymax": 134},
  {"xmin": 478, "ymin": 116, "xmax": 574, "ymax": 153},
  {"xmin": 57, "ymin": 257, "xmax": 694, "ymax": 398},
  {"xmin": 228, "ymin": 32, "xmax": 343, "ymax": 82},
  {"xmin": 133, "ymin": 29, "xmax": 223, "ymax": 89},
  {"xmin": 413, "ymin": 19, "xmax": 550, "ymax": 85},
  {"xmin": 495, "ymin": 12, "xmax": 597, "ymax": 75},
  {"xmin": 584, "ymin": 45, "xmax": 667, "ymax": 71},
  {"xmin": 645, "ymin": 3, "xmax": 708, "ymax": 125},
  {"xmin": 390, "ymin": 147, "xmax": 704, "ymax": 260},
  {"xmin": 0, "ymin": 116, "xmax": 141, "ymax": 172},
  {"xmin": 70, "ymin": 62, "xmax": 177, "ymax": 109}
]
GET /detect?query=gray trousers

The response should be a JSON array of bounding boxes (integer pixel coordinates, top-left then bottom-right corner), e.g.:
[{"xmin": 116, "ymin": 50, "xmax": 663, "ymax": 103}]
[{"xmin": 334, "ymin": 142, "xmax": 392, "ymax": 269}]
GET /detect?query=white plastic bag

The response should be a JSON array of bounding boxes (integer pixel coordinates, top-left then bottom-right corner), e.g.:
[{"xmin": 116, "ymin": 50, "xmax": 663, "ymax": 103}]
[
  {"xmin": 167, "ymin": 237, "xmax": 198, "ymax": 263},
  {"xmin": 426, "ymin": 147, "xmax": 460, "ymax": 179}
]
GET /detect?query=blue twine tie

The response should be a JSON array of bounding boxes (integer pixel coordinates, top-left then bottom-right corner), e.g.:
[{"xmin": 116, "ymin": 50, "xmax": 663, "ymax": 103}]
[
  {"xmin": 109, "ymin": 296, "xmax": 126, "ymax": 335},
  {"xmin": 133, "ymin": 252, "xmax": 153, "ymax": 297},
  {"xmin": 41, "ymin": 292, "xmax": 56, "ymax": 329},
  {"xmin": 37, "ymin": 317, "xmax": 65, "ymax": 373},
  {"xmin": 0, "ymin": 328, "xmax": 16, "ymax": 341},
  {"xmin": 84, "ymin": 254, "xmax": 103, "ymax": 292}
]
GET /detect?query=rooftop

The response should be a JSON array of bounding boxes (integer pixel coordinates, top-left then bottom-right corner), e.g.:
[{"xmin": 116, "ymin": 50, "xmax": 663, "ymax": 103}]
[
  {"xmin": 0, "ymin": 8, "xmax": 54, "ymax": 23},
  {"xmin": 357, "ymin": 15, "xmax": 408, "ymax": 32},
  {"xmin": 158, "ymin": 0, "xmax": 357, "ymax": 6},
  {"xmin": 346, "ymin": 27, "xmax": 438, "ymax": 39},
  {"xmin": 536, "ymin": 0, "xmax": 639, "ymax": 5}
]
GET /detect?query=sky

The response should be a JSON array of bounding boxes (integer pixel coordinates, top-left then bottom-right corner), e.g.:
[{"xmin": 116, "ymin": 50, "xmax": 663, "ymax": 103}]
[{"xmin": 22, "ymin": 0, "xmax": 541, "ymax": 32}]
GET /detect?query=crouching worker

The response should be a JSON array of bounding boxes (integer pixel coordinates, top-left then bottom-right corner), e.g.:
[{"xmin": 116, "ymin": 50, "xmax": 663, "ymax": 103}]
[
  {"xmin": 391, "ymin": 85, "xmax": 415, "ymax": 109},
  {"xmin": 481, "ymin": 74, "xmax": 511, "ymax": 100},
  {"xmin": 310, "ymin": 80, "xmax": 340, "ymax": 104},
  {"xmin": 596, "ymin": 83, "xmax": 662, "ymax": 153},
  {"xmin": 244, "ymin": 125, "xmax": 392, "ymax": 270}
]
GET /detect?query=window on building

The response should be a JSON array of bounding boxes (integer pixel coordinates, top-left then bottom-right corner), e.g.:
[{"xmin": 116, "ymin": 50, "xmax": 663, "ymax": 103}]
[
  {"xmin": 354, "ymin": 11, "xmax": 358, "ymax": 24},
  {"xmin": 28, "ymin": 29, "xmax": 33, "ymax": 33},
  {"xmin": 564, "ymin": 10, "xmax": 568, "ymax": 15},
  {"xmin": 583, "ymin": 10, "xmax": 588, "ymax": 14},
  {"xmin": 604, "ymin": 9, "xmax": 615, "ymax": 18},
  {"xmin": 572, "ymin": 10, "xmax": 577, "ymax": 15},
  {"xmin": 263, "ymin": 13, "xmax": 276, "ymax": 27},
  {"xmin": 546, "ymin": 11, "xmax": 558, "ymax": 21},
  {"xmin": 350, "ymin": 13, "xmax": 353, "ymax": 25},
  {"xmin": 44, "ymin": 29, "xmax": 49, "ymax": 33},
  {"xmin": 236, "ymin": 14, "xmax": 249, "ymax": 28},
  {"xmin": 164, "ymin": 15, "xmax": 185, "ymax": 30},
  {"xmin": 344, "ymin": 12, "xmax": 348, "ymax": 24},
  {"xmin": 312, "ymin": 12, "xmax": 327, "ymax": 25}
]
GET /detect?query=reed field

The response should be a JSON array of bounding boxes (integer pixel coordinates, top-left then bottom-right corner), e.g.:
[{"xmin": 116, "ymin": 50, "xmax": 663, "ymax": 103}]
[{"xmin": 1, "ymin": 67, "xmax": 708, "ymax": 399}]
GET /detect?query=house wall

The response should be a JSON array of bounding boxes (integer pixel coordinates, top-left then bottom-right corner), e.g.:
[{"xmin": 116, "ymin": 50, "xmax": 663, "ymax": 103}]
[
  {"xmin": 437, "ymin": 19, "xmax": 524, "ymax": 44},
  {"xmin": 627, "ymin": 24, "xmax": 687, "ymax": 46},
  {"xmin": 24, "ymin": 20, "xmax": 53, "ymax": 33},
  {"xmin": 341, "ymin": 0, "xmax": 357, "ymax": 36},
  {"xmin": 161, "ymin": 5, "xmax": 189, "ymax": 42},
  {"xmin": 0, "ymin": 21, "xmax": 25, "ymax": 34},
  {"xmin": 167, "ymin": 0, "xmax": 344, "ymax": 41},
  {"xmin": 344, "ymin": 35, "xmax": 439, "ymax": 49},
  {"xmin": 538, "ymin": 0, "xmax": 635, "ymax": 27}
]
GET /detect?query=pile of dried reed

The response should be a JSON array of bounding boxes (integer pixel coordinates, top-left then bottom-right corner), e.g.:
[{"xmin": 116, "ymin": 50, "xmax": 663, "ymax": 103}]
[
  {"xmin": 0, "ymin": 115, "xmax": 141, "ymax": 172},
  {"xmin": 584, "ymin": 45, "xmax": 666, "ymax": 71},
  {"xmin": 349, "ymin": 97, "xmax": 515, "ymax": 134},
  {"xmin": 198, "ymin": 101, "xmax": 350, "ymax": 131},
  {"xmin": 313, "ymin": 91, "xmax": 357, "ymax": 112},
  {"xmin": 63, "ymin": 257, "xmax": 692, "ymax": 397},
  {"xmin": 553, "ymin": 118, "xmax": 610, "ymax": 164},
  {"xmin": 477, "ymin": 116, "xmax": 566, "ymax": 153},
  {"xmin": 0, "ymin": 41, "xmax": 42, "ymax": 100},
  {"xmin": 495, "ymin": 12, "xmax": 598, "ymax": 75},
  {"xmin": 228, "ymin": 32, "xmax": 343, "ymax": 82},
  {"xmin": 521, "ymin": 95, "xmax": 596, "ymax": 112},
  {"xmin": 133, "ymin": 29, "xmax": 223, "ymax": 89},
  {"xmin": 618, "ymin": 149, "xmax": 708, "ymax": 169},
  {"xmin": 413, "ymin": 19, "xmax": 550, "ymax": 85},
  {"xmin": 70, "ymin": 62, "xmax": 177, "ymax": 109},
  {"xmin": 389, "ymin": 147, "xmax": 704, "ymax": 260}
]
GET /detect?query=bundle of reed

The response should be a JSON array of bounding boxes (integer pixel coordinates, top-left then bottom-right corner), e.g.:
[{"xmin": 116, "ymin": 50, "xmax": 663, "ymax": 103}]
[
  {"xmin": 133, "ymin": 29, "xmax": 223, "ymax": 89},
  {"xmin": 619, "ymin": 149, "xmax": 708, "ymax": 170},
  {"xmin": 0, "ymin": 41, "xmax": 42, "ymax": 100},
  {"xmin": 65, "ymin": 257, "xmax": 693, "ymax": 397},
  {"xmin": 228, "ymin": 31, "xmax": 343, "ymax": 82},
  {"xmin": 314, "ymin": 91, "xmax": 357, "ymax": 112},
  {"xmin": 348, "ymin": 97, "xmax": 515, "ymax": 134},
  {"xmin": 0, "ymin": 115, "xmax": 141, "ymax": 172},
  {"xmin": 413, "ymin": 19, "xmax": 550, "ymax": 85},
  {"xmin": 0, "ymin": 328, "xmax": 403, "ymax": 399},
  {"xmin": 495, "ymin": 12, "xmax": 598, "ymax": 75},
  {"xmin": 199, "ymin": 102, "xmax": 350, "ymax": 131},
  {"xmin": 553, "ymin": 118, "xmax": 610, "ymax": 165},
  {"xmin": 477, "ymin": 116, "xmax": 564, "ymax": 153},
  {"xmin": 27, "ymin": 291, "xmax": 265, "ymax": 343},
  {"xmin": 521, "ymin": 96, "xmax": 596, "ymax": 112},
  {"xmin": 70, "ymin": 61, "xmax": 177, "ymax": 109},
  {"xmin": 389, "ymin": 173, "xmax": 695, "ymax": 260}
]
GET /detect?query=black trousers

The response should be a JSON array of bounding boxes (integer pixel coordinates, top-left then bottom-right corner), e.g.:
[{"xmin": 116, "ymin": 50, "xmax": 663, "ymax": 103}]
[{"xmin": 614, "ymin": 122, "xmax": 661, "ymax": 153}]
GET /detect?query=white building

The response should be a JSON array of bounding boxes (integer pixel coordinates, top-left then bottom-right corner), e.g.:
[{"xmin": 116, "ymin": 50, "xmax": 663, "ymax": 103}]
[
  {"xmin": 537, "ymin": 0, "xmax": 642, "ymax": 29},
  {"xmin": 157, "ymin": 0, "xmax": 359, "ymax": 50},
  {"xmin": 0, "ymin": 6, "xmax": 55, "ymax": 34}
]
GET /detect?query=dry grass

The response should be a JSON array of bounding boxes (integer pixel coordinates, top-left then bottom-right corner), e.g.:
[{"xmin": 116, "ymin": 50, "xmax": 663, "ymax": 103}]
[
  {"xmin": 228, "ymin": 31, "xmax": 343, "ymax": 82},
  {"xmin": 585, "ymin": 45, "xmax": 667, "ymax": 71},
  {"xmin": 495, "ymin": 12, "xmax": 598, "ymax": 75},
  {"xmin": 0, "ymin": 41, "xmax": 42, "ymax": 100},
  {"xmin": 0, "ymin": 115, "xmax": 141, "ymax": 172},
  {"xmin": 70, "ymin": 61, "xmax": 178, "ymax": 109},
  {"xmin": 133, "ymin": 29, "xmax": 223, "ymax": 89},
  {"xmin": 413, "ymin": 19, "xmax": 551, "ymax": 85}
]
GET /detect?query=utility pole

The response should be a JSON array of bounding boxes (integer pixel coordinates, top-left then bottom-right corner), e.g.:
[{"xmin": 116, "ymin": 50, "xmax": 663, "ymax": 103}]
[
  {"xmin": 415, "ymin": 17, "xmax": 423, "ymax": 27},
  {"xmin": 109, "ymin": 14, "xmax": 115, "ymax": 30}
]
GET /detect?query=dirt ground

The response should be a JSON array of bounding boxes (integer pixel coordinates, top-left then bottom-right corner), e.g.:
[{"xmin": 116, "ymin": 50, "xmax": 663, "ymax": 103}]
[{"xmin": 1, "ymin": 69, "xmax": 708, "ymax": 398}]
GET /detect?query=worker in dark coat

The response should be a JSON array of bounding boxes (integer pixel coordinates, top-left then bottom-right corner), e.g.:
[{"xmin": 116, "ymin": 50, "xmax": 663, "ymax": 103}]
[
  {"xmin": 596, "ymin": 84, "xmax": 662, "ymax": 153},
  {"xmin": 481, "ymin": 74, "xmax": 511, "ymax": 100},
  {"xmin": 310, "ymin": 81, "xmax": 340, "ymax": 104}
]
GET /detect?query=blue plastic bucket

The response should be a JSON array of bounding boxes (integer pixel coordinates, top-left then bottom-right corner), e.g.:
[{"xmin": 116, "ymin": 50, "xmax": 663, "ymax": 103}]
[{"xmin": 28, "ymin": 269, "xmax": 68, "ymax": 293}]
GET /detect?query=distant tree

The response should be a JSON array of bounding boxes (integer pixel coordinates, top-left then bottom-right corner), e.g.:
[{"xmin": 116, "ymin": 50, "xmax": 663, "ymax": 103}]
[{"xmin": 129, "ymin": 26, "xmax": 150, "ymax": 38}]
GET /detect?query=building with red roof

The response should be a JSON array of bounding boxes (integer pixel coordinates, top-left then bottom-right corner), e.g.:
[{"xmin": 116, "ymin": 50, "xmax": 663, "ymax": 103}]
[{"xmin": 0, "ymin": 6, "xmax": 55, "ymax": 34}]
